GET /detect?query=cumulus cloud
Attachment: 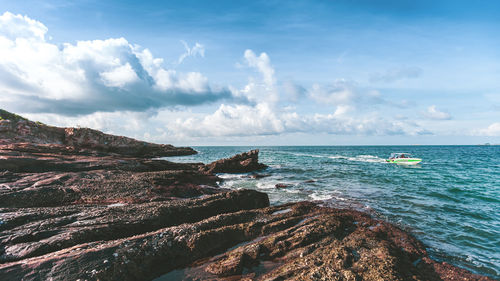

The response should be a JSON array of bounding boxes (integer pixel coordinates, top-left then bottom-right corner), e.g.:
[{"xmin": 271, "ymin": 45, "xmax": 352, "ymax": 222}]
[
  {"xmin": 165, "ymin": 51, "xmax": 425, "ymax": 139},
  {"xmin": 424, "ymin": 105, "xmax": 452, "ymax": 120},
  {"xmin": 165, "ymin": 103, "xmax": 425, "ymax": 138},
  {"xmin": 0, "ymin": 11, "xmax": 434, "ymax": 142},
  {"xmin": 178, "ymin": 40, "xmax": 205, "ymax": 64},
  {"xmin": 244, "ymin": 50, "xmax": 275, "ymax": 87},
  {"xmin": 236, "ymin": 50, "xmax": 279, "ymax": 105},
  {"xmin": 370, "ymin": 66, "xmax": 422, "ymax": 83},
  {"xmin": 0, "ymin": 12, "xmax": 236, "ymax": 115},
  {"xmin": 472, "ymin": 123, "xmax": 500, "ymax": 136}
]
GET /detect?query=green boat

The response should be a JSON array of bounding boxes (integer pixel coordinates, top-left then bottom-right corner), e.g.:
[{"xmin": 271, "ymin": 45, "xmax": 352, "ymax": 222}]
[{"xmin": 386, "ymin": 153, "xmax": 421, "ymax": 165}]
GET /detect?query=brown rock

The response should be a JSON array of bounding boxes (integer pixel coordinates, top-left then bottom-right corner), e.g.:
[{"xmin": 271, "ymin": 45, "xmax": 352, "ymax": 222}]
[
  {"xmin": 0, "ymin": 109, "xmax": 195, "ymax": 157},
  {"xmin": 201, "ymin": 149, "xmax": 268, "ymax": 174}
]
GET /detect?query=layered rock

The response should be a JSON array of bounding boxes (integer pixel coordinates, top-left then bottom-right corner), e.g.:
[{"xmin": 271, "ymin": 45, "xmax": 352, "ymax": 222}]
[
  {"xmin": 0, "ymin": 109, "xmax": 195, "ymax": 157},
  {"xmin": 0, "ymin": 109, "xmax": 494, "ymax": 281},
  {"xmin": 1, "ymin": 201, "xmax": 491, "ymax": 281},
  {"xmin": 201, "ymin": 149, "xmax": 268, "ymax": 174}
]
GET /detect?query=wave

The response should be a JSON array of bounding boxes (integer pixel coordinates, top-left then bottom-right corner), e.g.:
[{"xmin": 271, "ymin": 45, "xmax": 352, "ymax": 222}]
[
  {"xmin": 344, "ymin": 155, "xmax": 387, "ymax": 163},
  {"xmin": 309, "ymin": 193, "xmax": 333, "ymax": 201},
  {"xmin": 217, "ymin": 173, "xmax": 243, "ymax": 180},
  {"xmin": 282, "ymin": 152, "xmax": 386, "ymax": 163}
]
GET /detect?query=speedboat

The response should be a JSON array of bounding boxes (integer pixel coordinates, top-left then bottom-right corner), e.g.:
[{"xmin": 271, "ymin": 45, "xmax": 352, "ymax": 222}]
[{"xmin": 386, "ymin": 153, "xmax": 421, "ymax": 165}]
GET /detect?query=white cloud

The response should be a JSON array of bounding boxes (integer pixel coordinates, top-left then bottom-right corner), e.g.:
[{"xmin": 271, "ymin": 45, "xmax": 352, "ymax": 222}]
[
  {"xmin": 164, "ymin": 51, "xmax": 424, "ymax": 139},
  {"xmin": 244, "ymin": 50, "xmax": 275, "ymax": 87},
  {"xmin": 472, "ymin": 123, "xmax": 500, "ymax": 136},
  {"xmin": 168, "ymin": 103, "xmax": 284, "ymax": 137},
  {"xmin": 0, "ymin": 12, "xmax": 235, "ymax": 115},
  {"xmin": 178, "ymin": 41, "xmax": 205, "ymax": 64},
  {"xmin": 0, "ymin": 12, "xmax": 47, "ymax": 40},
  {"xmin": 424, "ymin": 105, "xmax": 452, "ymax": 120},
  {"xmin": 0, "ymin": 11, "xmax": 439, "ymax": 143},
  {"xmin": 100, "ymin": 63, "xmax": 139, "ymax": 87},
  {"xmin": 164, "ymin": 103, "xmax": 424, "ymax": 138}
]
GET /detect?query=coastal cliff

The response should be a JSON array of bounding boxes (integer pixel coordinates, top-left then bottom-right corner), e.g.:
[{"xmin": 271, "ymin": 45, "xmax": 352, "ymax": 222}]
[
  {"xmin": 0, "ymin": 110, "xmax": 493, "ymax": 280},
  {"xmin": 0, "ymin": 109, "xmax": 196, "ymax": 157}
]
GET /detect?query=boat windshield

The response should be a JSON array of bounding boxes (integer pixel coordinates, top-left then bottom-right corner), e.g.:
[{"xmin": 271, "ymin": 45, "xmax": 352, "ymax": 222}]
[{"xmin": 390, "ymin": 153, "xmax": 412, "ymax": 159}]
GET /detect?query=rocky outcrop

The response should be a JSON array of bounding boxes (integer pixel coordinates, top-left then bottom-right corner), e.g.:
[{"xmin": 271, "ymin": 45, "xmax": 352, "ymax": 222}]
[
  {"xmin": 0, "ymin": 190, "xmax": 268, "ymax": 264},
  {"xmin": 0, "ymin": 109, "xmax": 494, "ymax": 280},
  {"xmin": 201, "ymin": 149, "xmax": 268, "ymax": 174},
  {"xmin": 0, "ymin": 109, "xmax": 195, "ymax": 157},
  {"xmin": 1, "ymin": 201, "xmax": 492, "ymax": 281}
]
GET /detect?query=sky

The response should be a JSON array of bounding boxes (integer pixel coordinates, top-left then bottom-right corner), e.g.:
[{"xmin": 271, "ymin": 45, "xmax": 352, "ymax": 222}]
[{"xmin": 0, "ymin": 0, "xmax": 499, "ymax": 145}]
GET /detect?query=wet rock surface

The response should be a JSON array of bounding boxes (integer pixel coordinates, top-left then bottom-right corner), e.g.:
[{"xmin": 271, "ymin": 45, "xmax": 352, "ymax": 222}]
[{"xmin": 0, "ymin": 109, "xmax": 494, "ymax": 281}]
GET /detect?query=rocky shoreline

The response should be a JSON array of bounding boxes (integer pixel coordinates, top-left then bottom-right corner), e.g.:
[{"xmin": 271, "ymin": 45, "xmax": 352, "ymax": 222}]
[{"xmin": 0, "ymin": 110, "xmax": 494, "ymax": 280}]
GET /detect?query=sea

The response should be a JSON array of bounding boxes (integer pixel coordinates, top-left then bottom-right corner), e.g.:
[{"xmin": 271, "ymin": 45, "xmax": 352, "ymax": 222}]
[{"xmin": 164, "ymin": 145, "xmax": 500, "ymax": 279}]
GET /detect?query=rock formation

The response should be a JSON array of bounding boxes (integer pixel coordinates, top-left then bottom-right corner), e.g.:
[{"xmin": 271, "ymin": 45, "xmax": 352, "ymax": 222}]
[
  {"xmin": 201, "ymin": 149, "xmax": 268, "ymax": 174},
  {"xmin": 0, "ymin": 109, "xmax": 196, "ymax": 157},
  {"xmin": 0, "ymin": 109, "xmax": 494, "ymax": 281}
]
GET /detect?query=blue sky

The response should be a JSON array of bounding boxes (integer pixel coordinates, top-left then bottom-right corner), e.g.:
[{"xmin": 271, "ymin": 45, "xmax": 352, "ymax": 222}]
[{"xmin": 0, "ymin": 0, "xmax": 499, "ymax": 145}]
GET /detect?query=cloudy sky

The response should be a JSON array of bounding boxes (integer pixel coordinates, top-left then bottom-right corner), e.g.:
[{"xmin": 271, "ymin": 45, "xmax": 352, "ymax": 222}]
[{"xmin": 0, "ymin": 0, "xmax": 499, "ymax": 145}]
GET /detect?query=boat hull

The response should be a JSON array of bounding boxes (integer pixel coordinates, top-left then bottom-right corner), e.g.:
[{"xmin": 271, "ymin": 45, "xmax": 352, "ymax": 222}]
[{"xmin": 386, "ymin": 158, "xmax": 421, "ymax": 165}]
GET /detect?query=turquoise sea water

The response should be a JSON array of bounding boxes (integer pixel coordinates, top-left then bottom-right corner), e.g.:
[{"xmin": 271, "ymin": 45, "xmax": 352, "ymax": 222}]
[{"xmin": 165, "ymin": 146, "xmax": 500, "ymax": 278}]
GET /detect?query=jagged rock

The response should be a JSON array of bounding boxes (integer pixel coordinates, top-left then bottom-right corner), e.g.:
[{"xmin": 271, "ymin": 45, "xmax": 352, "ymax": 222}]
[{"xmin": 201, "ymin": 149, "xmax": 268, "ymax": 174}]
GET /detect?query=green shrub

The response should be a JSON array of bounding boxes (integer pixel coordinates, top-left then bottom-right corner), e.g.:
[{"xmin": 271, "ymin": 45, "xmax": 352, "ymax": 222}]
[{"xmin": 0, "ymin": 109, "xmax": 28, "ymax": 122}]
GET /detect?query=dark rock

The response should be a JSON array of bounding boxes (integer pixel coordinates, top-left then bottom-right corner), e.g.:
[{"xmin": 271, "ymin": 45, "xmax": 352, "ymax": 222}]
[
  {"xmin": 275, "ymin": 183, "xmax": 292, "ymax": 189},
  {"xmin": 201, "ymin": 149, "xmax": 268, "ymax": 174}
]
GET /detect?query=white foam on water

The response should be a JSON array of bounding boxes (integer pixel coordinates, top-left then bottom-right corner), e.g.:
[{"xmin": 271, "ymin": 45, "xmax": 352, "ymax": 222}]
[
  {"xmin": 328, "ymin": 155, "xmax": 346, "ymax": 159},
  {"xmin": 220, "ymin": 180, "xmax": 235, "ymax": 188},
  {"xmin": 281, "ymin": 152, "xmax": 384, "ymax": 164},
  {"xmin": 283, "ymin": 152, "xmax": 328, "ymax": 159},
  {"xmin": 341, "ymin": 155, "xmax": 386, "ymax": 163},
  {"xmin": 256, "ymin": 182, "xmax": 277, "ymax": 189},
  {"xmin": 217, "ymin": 173, "xmax": 243, "ymax": 180},
  {"xmin": 309, "ymin": 192, "xmax": 333, "ymax": 201}
]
